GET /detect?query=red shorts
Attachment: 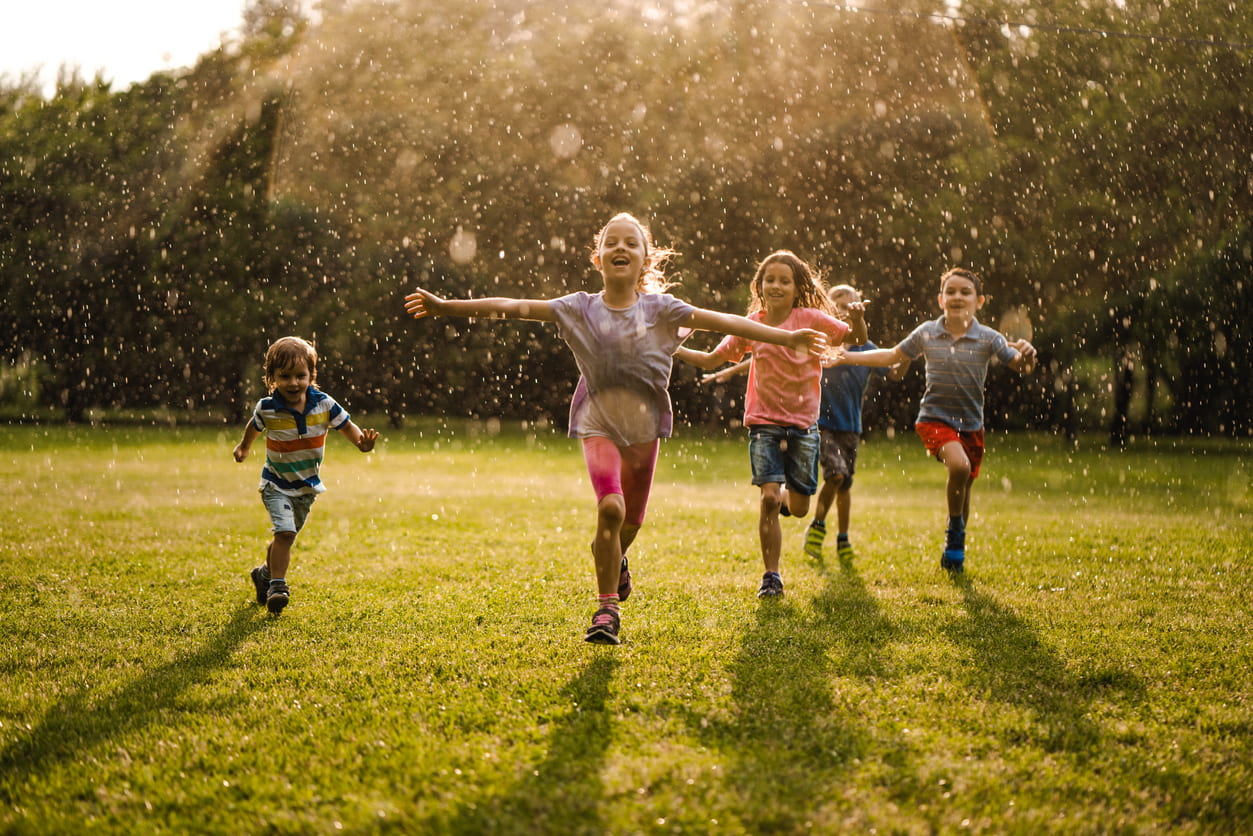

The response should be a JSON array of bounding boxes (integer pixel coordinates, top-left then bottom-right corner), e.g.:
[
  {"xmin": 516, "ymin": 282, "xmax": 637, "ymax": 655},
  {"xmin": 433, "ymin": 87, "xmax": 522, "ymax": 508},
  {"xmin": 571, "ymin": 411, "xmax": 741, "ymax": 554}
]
[
  {"xmin": 581, "ymin": 436, "xmax": 659, "ymax": 527},
  {"xmin": 915, "ymin": 421, "xmax": 984, "ymax": 479}
]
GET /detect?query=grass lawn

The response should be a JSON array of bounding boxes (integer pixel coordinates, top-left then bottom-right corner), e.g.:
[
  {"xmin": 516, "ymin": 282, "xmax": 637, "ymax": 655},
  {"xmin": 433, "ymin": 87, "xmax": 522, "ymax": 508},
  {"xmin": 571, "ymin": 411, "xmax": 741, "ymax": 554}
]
[{"xmin": 1, "ymin": 422, "xmax": 1250, "ymax": 834}]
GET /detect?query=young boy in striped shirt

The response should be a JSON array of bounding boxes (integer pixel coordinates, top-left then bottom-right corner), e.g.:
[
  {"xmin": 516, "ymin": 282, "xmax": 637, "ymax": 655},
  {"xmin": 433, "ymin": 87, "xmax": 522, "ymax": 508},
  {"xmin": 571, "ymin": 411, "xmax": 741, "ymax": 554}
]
[
  {"xmin": 833, "ymin": 268, "xmax": 1035, "ymax": 572},
  {"xmin": 233, "ymin": 336, "xmax": 379, "ymax": 613}
]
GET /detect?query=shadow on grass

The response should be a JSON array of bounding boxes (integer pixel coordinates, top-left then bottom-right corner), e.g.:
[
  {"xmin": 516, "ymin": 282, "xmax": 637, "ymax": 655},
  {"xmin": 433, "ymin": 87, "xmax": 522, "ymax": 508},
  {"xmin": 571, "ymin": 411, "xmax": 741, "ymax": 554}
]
[
  {"xmin": 688, "ymin": 553, "xmax": 895, "ymax": 832},
  {"xmin": 943, "ymin": 572, "xmax": 1141, "ymax": 752},
  {"xmin": 0, "ymin": 604, "xmax": 266, "ymax": 799},
  {"xmin": 431, "ymin": 654, "xmax": 620, "ymax": 836}
]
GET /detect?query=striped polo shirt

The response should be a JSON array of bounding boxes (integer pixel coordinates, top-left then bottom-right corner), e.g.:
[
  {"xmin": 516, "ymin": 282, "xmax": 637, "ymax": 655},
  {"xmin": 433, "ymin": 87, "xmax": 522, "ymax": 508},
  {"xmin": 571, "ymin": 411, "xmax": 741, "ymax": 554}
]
[
  {"xmin": 249, "ymin": 387, "xmax": 350, "ymax": 496},
  {"xmin": 898, "ymin": 317, "xmax": 1020, "ymax": 432}
]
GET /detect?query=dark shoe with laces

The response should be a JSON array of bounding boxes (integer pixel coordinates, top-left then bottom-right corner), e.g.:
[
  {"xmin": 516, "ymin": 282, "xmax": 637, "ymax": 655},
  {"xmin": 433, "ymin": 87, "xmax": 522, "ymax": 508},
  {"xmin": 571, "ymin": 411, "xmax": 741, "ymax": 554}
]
[
  {"xmin": 250, "ymin": 566, "xmax": 270, "ymax": 606},
  {"xmin": 266, "ymin": 579, "xmax": 290, "ymax": 614},
  {"xmin": 756, "ymin": 571, "xmax": 784, "ymax": 598},
  {"xmin": 584, "ymin": 607, "xmax": 621, "ymax": 645}
]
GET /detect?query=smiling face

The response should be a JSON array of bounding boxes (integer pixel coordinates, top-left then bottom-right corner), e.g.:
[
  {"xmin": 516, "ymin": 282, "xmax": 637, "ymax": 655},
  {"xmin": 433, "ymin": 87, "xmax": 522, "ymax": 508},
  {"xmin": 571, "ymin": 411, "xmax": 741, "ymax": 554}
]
[
  {"xmin": 938, "ymin": 273, "xmax": 984, "ymax": 322},
  {"xmin": 273, "ymin": 360, "xmax": 312, "ymax": 405},
  {"xmin": 593, "ymin": 216, "xmax": 647, "ymax": 292},
  {"xmin": 758, "ymin": 261, "xmax": 798, "ymax": 318}
]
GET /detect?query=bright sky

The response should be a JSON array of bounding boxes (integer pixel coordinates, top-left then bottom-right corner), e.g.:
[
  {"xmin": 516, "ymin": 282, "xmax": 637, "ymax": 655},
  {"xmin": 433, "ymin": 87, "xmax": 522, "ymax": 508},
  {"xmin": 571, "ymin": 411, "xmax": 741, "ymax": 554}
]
[{"xmin": 0, "ymin": 1, "xmax": 250, "ymax": 95}]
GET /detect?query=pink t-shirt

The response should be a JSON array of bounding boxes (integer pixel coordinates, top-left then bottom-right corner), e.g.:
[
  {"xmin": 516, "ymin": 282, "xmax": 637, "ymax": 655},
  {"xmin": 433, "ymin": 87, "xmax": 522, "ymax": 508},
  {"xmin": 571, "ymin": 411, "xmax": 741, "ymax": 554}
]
[{"xmin": 713, "ymin": 308, "xmax": 849, "ymax": 430}]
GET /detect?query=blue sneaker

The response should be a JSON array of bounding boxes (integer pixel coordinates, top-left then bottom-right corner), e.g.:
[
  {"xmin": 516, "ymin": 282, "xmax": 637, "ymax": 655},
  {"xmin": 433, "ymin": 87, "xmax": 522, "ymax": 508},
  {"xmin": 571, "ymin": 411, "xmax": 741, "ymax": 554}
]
[{"xmin": 941, "ymin": 549, "xmax": 965, "ymax": 573}]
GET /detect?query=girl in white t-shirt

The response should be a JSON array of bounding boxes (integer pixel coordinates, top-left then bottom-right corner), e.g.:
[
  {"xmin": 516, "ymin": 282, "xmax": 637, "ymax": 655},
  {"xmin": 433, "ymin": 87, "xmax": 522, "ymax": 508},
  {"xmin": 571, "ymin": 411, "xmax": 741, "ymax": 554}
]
[{"xmin": 405, "ymin": 216, "xmax": 829, "ymax": 644}]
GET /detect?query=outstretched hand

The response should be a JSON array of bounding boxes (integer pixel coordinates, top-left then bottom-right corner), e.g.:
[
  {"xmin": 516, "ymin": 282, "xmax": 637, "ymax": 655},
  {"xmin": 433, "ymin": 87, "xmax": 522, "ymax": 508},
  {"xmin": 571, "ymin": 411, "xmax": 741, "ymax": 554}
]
[
  {"xmin": 404, "ymin": 288, "xmax": 445, "ymax": 319},
  {"xmin": 791, "ymin": 328, "xmax": 829, "ymax": 357},
  {"xmin": 356, "ymin": 428, "xmax": 380, "ymax": 452}
]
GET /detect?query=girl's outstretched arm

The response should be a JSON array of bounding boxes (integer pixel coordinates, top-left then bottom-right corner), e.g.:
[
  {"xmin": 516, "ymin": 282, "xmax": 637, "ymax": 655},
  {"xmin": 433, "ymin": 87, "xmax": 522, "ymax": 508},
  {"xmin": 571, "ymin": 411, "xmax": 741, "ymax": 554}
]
[
  {"xmin": 674, "ymin": 346, "xmax": 731, "ymax": 372},
  {"xmin": 405, "ymin": 288, "xmax": 555, "ymax": 322},
  {"xmin": 684, "ymin": 308, "xmax": 828, "ymax": 356}
]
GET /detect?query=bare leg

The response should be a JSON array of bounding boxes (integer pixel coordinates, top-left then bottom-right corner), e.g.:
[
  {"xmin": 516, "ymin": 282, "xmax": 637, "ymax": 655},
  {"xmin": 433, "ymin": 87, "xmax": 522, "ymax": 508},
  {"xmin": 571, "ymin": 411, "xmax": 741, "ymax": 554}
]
[
  {"xmin": 267, "ymin": 531, "xmax": 296, "ymax": 578},
  {"xmin": 936, "ymin": 441, "xmax": 972, "ymax": 519},
  {"xmin": 592, "ymin": 494, "xmax": 626, "ymax": 595},
  {"xmin": 835, "ymin": 488, "xmax": 852, "ymax": 536},
  {"xmin": 812, "ymin": 475, "xmax": 841, "ymax": 526},
  {"xmin": 759, "ymin": 483, "xmax": 784, "ymax": 574}
]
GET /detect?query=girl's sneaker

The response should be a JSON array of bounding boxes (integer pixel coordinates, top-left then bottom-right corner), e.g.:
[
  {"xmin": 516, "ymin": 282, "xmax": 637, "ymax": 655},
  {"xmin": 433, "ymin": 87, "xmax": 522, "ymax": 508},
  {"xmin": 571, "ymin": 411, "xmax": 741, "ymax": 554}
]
[
  {"xmin": 584, "ymin": 607, "xmax": 621, "ymax": 645},
  {"xmin": 757, "ymin": 572, "xmax": 784, "ymax": 598},
  {"xmin": 618, "ymin": 557, "xmax": 632, "ymax": 602},
  {"xmin": 940, "ymin": 549, "xmax": 965, "ymax": 573}
]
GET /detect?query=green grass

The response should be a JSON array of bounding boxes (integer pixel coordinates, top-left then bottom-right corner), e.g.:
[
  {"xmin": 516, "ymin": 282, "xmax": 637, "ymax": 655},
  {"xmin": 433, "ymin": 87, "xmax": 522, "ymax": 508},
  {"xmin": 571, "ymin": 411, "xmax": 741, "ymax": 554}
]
[{"xmin": 1, "ymin": 422, "xmax": 1250, "ymax": 834}]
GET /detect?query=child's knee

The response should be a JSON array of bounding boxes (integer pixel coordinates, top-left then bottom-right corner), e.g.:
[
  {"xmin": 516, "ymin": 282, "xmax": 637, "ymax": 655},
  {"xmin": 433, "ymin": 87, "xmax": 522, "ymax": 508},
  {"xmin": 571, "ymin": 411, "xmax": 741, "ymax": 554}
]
[
  {"xmin": 597, "ymin": 495, "xmax": 627, "ymax": 527},
  {"xmin": 759, "ymin": 486, "xmax": 784, "ymax": 515}
]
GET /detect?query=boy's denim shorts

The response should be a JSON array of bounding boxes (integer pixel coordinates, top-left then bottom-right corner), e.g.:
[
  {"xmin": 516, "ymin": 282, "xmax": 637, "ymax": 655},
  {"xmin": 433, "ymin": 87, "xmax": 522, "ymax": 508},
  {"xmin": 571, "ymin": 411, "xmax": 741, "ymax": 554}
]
[
  {"xmin": 748, "ymin": 424, "xmax": 820, "ymax": 495},
  {"xmin": 261, "ymin": 484, "xmax": 316, "ymax": 535}
]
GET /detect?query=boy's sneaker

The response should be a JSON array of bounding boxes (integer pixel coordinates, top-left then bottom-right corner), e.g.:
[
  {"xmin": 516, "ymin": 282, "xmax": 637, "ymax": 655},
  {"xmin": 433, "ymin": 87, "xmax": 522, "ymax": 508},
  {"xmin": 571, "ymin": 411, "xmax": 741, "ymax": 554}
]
[
  {"xmin": 266, "ymin": 579, "xmax": 290, "ymax": 614},
  {"xmin": 757, "ymin": 571, "xmax": 784, "ymax": 598},
  {"xmin": 250, "ymin": 566, "xmax": 270, "ymax": 606},
  {"xmin": 836, "ymin": 538, "xmax": 856, "ymax": 561},
  {"xmin": 584, "ymin": 607, "xmax": 621, "ymax": 645},
  {"xmin": 940, "ymin": 549, "xmax": 965, "ymax": 573},
  {"xmin": 803, "ymin": 522, "xmax": 826, "ymax": 559},
  {"xmin": 618, "ymin": 556, "xmax": 632, "ymax": 603}
]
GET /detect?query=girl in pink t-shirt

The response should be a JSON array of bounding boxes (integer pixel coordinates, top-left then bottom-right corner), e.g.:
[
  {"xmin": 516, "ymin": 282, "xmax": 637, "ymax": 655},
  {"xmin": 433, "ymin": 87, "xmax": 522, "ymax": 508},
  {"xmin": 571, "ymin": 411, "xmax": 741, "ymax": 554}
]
[{"xmin": 675, "ymin": 250, "xmax": 866, "ymax": 598}]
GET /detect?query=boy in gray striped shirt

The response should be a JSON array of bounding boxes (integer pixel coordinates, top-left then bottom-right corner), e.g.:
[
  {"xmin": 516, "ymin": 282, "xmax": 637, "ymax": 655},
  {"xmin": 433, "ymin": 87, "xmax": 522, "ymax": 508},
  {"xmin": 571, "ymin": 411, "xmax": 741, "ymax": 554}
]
[{"xmin": 833, "ymin": 268, "xmax": 1035, "ymax": 572}]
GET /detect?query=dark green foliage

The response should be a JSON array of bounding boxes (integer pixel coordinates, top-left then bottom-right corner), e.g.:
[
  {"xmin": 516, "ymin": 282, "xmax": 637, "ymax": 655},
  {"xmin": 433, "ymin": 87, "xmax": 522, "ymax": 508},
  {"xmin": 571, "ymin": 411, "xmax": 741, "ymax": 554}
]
[{"xmin": 1, "ymin": 0, "xmax": 1249, "ymax": 434}]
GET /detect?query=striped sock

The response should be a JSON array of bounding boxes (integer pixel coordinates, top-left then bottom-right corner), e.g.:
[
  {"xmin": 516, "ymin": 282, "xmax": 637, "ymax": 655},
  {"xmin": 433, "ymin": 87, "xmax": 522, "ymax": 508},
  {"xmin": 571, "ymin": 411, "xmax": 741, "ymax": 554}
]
[{"xmin": 597, "ymin": 593, "xmax": 620, "ymax": 614}]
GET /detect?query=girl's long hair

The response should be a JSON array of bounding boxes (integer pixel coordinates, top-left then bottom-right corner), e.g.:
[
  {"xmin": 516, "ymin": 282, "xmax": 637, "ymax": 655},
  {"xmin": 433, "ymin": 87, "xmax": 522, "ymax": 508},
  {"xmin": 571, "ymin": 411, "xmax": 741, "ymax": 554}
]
[
  {"xmin": 593, "ymin": 212, "xmax": 678, "ymax": 293},
  {"xmin": 746, "ymin": 250, "xmax": 834, "ymax": 317}
]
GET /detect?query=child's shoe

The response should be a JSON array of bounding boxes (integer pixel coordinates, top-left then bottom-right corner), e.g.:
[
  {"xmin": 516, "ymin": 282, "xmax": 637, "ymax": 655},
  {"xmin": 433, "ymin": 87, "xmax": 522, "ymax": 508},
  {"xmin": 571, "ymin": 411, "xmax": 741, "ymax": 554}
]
[
  {"xmin": 803, "ymin": 521, "xmax": 826, "ymax": 559},
  {"xmin": 584, "ymin": 607, "xmax": 621, "ymax": 645},
  {"xmin": 836, "ymin": 536, "xmax": 855, "ymax": 562},
  {"xmin": 940, "ymin": 549, "xmax": 965, "ymax": 573},
  {"xmin": 266, "ymin": 579, "xmax": 290, "ymax": 614},
  {"xmin": 756, "ymin": 571, "xmax": 784, "ymax": 598},
  {"xmin": 250, "ymin": 565, "xmax": 270, "ymax": 606},
  {"xmin": 618, "ymin": 556, "xmax": 632, "ymax": 603}
]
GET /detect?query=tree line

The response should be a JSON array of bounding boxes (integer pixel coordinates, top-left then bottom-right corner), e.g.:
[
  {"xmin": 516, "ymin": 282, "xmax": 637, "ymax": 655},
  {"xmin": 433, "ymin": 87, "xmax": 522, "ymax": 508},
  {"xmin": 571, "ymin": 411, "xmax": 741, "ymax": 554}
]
[{"xmin": 2, "ymin": 0, "xmax": 1250, "ymax": 441}]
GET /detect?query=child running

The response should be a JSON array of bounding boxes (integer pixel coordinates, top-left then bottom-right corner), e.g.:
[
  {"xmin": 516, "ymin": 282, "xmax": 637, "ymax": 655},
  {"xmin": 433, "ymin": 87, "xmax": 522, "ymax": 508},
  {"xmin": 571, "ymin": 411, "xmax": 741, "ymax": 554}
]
[
  {"xmin": 403, "ymin": 213, "xmax": 830, "ymax": 644},
  {"xmin": 803, "ymin": 284, "xmax": 910, "ymax": 562},
  {"xmin": 233, "ymin": 336, "xmax": 379, "ymax": 614},
  {"xmin": 834, "ymin": 267, "xmax": 1035, "ymax": 572},
  {"xmin": 673, "ymin": 250, "xmax": 867, "ymax": 598}
]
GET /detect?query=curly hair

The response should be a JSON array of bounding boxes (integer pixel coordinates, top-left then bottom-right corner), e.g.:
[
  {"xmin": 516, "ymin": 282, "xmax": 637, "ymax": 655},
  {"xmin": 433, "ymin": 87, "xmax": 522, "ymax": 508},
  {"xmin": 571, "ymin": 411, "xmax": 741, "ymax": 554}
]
[{"xmin": 746, "ymin": 250, "xmax": 834, "ymax": 317}]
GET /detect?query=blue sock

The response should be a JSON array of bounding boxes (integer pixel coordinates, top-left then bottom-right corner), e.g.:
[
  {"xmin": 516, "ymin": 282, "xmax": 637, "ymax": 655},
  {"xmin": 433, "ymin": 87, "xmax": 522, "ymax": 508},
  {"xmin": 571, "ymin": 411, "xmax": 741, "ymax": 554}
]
[{"xmin": 946, "ymin": 516, "xmax": 965, "ymax": 550}]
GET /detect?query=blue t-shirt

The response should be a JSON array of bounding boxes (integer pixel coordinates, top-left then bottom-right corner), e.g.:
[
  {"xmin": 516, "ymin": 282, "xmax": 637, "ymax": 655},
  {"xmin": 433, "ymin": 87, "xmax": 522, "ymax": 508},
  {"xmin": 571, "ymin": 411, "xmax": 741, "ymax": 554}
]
[
  {"xmin": 897, "ymin": 317, "xmax": 1020, "ymax": 431},
  {"xmin": 548, "ymin": 290, "xmax": 695, "ymax": 446},
  {"xmin": 817, "ymin": 342, "xmax": 888, "ymax": 434}
]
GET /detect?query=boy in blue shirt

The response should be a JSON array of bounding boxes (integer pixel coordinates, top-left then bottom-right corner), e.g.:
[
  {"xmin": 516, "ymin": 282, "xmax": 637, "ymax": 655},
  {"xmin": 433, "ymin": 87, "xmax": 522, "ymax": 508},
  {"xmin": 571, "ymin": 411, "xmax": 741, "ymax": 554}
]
[
  {"xmin": 803, "ymin": 285, "xmax": 909, "ymax": 562},
  {"xmin": 834, "ymin": 268, "xmax": 1035, "ymax": 572}
]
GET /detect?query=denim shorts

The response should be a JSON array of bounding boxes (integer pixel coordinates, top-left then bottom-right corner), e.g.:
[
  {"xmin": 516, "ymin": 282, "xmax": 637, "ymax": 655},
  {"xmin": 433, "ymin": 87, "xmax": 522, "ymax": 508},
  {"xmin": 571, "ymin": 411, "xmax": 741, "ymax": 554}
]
[
  {"xmin": 261, "ymin": 484, "xmax": 316, "ymax": 535},
  {"xmin": 748, "ymin": 424, "xmax": 820, "ymax": 495}
]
